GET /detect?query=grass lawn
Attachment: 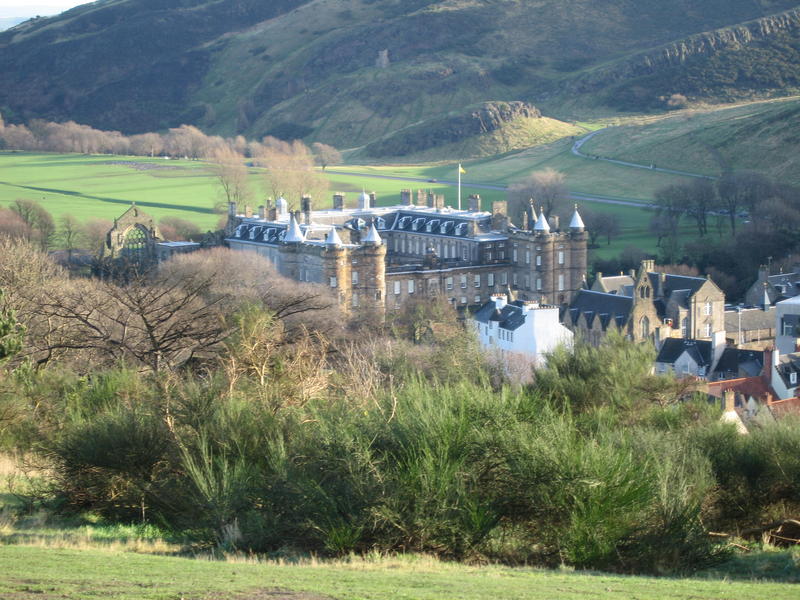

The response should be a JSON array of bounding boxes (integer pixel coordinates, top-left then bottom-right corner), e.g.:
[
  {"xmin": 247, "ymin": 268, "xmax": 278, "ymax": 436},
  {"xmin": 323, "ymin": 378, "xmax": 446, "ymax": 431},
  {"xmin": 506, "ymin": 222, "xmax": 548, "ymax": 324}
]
[
  {"xmin": 2, "ymin": 544, "xmax": 800, "ymax": 600},
  {"xmin": 0, "ymin": 151, "xmax": 709, "ymax": 260}
]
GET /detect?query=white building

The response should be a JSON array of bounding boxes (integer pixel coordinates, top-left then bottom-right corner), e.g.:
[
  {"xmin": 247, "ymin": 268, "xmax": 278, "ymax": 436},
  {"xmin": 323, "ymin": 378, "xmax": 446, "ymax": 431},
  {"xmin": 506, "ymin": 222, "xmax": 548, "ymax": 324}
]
[{"xmin": 472, "ymin": 293, "xmax": 573, "ymax": 368}]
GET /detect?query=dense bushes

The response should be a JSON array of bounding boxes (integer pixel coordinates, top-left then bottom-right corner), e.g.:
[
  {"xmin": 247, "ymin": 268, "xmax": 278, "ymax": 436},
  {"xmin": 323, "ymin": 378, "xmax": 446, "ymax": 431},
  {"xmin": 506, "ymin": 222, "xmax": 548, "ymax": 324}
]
[{"xmin": 8, "ymin": 333, "xmax": 799, "ymax": 575}]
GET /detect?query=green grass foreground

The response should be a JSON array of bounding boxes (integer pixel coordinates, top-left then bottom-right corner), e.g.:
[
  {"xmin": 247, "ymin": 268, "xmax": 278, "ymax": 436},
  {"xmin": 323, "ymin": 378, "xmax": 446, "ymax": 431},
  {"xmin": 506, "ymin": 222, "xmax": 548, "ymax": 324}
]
[{"xmin": 0, "ymin": 545, "xmax": 797, "ymax": 600}]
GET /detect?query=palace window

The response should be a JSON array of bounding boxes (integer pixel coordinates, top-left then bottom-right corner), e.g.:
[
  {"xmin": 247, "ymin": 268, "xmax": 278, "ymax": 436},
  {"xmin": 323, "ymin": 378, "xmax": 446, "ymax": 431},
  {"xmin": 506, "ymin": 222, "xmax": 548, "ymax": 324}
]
[
  {"xmin": 408, "ymin": 280, "xmax": 415, "ymax": 294},
  {"xmin": 394, "ymin": 281, "xmax": 401, "ymax": 295},
  {"xmin": 461, "ymin": 275, "xmax": 468, "ymax": 289},
  {"xmin": 525, "ymin": 250, "xmax": 530, "ymax": 264},
  {"xmin": 558, "ymin": 274, "xmax": 565, "ymax": 291},
  {"xmin": 488, "ymin": 273, "xmax": 495, "ymax": 287},
  {"xmin": 330, "ymin": 276, "xmax": 337, "ymax": 288},
  {"xmin": 352, "ymin": 271, "xmax": 359, "ymax": 285},
  {"xmin": 536, "ymin": 255, "xmax": 541, "ymax": 267},
  {"xmin": 474, "ymin": 275, "xmax": 481, "ymax": 288},
  {"xmin": 500, "ymin": 272, "xmax": 508, "ymax": 286},
  {"xmin": 704, "ymin": 301, "xmax": 712, "ymax": 316},
  {"xmin": 446, "ymin": 276, "xmax": 454, "ymax": 290},
  {"xmin": 558, "ymin": 251, "xmax": 565, "ymax": 265}
]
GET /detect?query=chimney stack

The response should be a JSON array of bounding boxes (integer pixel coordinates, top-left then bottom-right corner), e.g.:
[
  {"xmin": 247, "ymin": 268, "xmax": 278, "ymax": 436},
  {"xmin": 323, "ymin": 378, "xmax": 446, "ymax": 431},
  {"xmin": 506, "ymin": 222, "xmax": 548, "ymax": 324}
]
[
  {"xmin": 244, "ymin": 205, "xmax": 253, "ymax": 218},
  {"xmin": 401, "ymin": 189, "xmax": 413, "ymax": 206},
  {"xmin": 417, "ymin": 189, "xmax": 426, "ymax": 206},
  {"xmin": 268, "ymin": 207, "xmax": 278, "ymax": 221},
  {"xmin": 434, "ymin": 194, "xmax": 445, "ymax": 210},
  {"xmin": 333, "ymin": 193, "xmax": 345, "ymax": 210},
  {"xmin": 228, "ymin": 201, "xmax": 237, "ymax": 217},
  {"xmin": 369, "ymin": 192, "xmax": 377, "ymax": 208},
  {"xmin": 548, "ymin": 215, "xmax": 560, "ymax": 231},
  {"xmin": 723, "ymin": 389, "xmax": 736, "ymax": 413},
  {"xmin": 258, "ymin": 205, "xmax": 266, "ymax": 220},
  {"xmin": 468, "ymin": 194, "xmax": 481, "ymax": 212},
  {"xmin": 301, "ymin": 196, "xmax": 312, "ymax": 225}
]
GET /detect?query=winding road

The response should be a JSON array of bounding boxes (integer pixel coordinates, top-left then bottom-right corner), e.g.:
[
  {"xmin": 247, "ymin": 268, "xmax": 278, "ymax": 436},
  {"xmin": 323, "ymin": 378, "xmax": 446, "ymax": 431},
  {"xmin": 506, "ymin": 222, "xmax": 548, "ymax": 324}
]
[{"xmin": 328, "ymin": 127, "xmax": 719, "ymax": 211}]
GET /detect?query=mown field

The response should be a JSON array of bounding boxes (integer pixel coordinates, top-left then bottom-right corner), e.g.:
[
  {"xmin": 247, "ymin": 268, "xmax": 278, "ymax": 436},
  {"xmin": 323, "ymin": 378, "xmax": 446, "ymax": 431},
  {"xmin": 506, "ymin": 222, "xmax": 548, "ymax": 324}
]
[
  {"xmin": 1, "ymin": 544, "xmax": 799, "ymax": 600},
  {"xmin": 0, "ymin": 149, "xmax": 707, "ymax": 260}
]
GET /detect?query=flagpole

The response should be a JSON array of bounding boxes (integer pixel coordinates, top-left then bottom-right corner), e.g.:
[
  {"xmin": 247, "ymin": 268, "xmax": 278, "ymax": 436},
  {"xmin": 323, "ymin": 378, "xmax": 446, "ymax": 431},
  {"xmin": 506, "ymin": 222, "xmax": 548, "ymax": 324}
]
[{"xmin": 458, "ymin": 163, "xmax": 462, "ymax": 211}]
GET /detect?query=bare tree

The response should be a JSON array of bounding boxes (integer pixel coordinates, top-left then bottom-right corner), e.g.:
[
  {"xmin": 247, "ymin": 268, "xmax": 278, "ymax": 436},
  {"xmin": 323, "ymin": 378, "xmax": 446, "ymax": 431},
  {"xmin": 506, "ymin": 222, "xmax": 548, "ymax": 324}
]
[
  {"xmin": 58, "ymin": 214, "xmax": 86, "ymax": 260},
  {"xmin": 208, "ymin": 146, "xmax": 251, "ymax": 213},
  {"xmin": 130, "ymin": 133, "xmax": 165, "ymax": 157},
  {"xmin": 11, "ymin": 199, "xmax": 55, "ymax": 251},
  {"xmin": 37, "ymin": 269, "xmax": 229, "ymax": 373},
  {"xmin": 593, "ymin": 213, "xmax": 621, "ymax": 245},
  {"xmin": 255, "ymin": 139, "xmax": 328, "ymax": 208},
  {"xmin": 311, "ymin": 142, "xmax": 342, "ymax": 171},
  {"xmin": 159, "ymin": 216, "xmax": 202, "ymax": 241},
  {"xmin": 507, "ymin": 168, "xmax": 567, "ymax": 225}
]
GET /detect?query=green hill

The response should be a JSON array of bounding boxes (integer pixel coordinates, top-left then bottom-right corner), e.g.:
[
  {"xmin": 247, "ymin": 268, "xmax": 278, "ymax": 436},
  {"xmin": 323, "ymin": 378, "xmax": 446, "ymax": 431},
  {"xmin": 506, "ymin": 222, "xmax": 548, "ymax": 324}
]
[
  {"xmin": 580, "ymin": 97, "xmax": 800, "ymax": 185},
  {"xmin": 0, "ymin": 0, "xmax": 799, "ymax": 153}
]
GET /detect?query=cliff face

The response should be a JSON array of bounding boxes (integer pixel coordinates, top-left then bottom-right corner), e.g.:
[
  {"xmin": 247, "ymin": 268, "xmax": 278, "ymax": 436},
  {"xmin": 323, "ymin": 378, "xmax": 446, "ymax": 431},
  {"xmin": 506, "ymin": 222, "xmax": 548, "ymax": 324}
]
[
  {"xmin": 364, "ymin": 102, "xmax": 542, "ymax": 158},
  {"xmin": 572, "ymin": 7, "xmax": 800, "ymax": 94}
]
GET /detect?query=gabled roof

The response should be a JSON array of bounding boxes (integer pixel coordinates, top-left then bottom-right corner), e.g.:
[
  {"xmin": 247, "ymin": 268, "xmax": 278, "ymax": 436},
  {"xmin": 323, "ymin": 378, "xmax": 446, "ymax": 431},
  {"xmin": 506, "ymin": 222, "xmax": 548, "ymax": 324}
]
[
  {"xmin": 656, "ymin": 338, "xmax": 713, "ymax": 367},
  {"xmin": 567, "ymin": 289, "xmax": 632, "ymax": 329},
  {"xmin": 648, "ymin": 272, "xmax": 710, "ymax": 307}
]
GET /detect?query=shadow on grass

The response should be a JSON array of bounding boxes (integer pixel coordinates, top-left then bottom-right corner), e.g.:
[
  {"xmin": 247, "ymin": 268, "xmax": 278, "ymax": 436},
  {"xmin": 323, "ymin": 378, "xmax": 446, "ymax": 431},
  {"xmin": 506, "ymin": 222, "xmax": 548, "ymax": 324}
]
[
  {"xmin": 0, "ymin": 182, "xmax": 215, "ymax": 215},
  {"xmin": 698, "ymin": 549, "xmax": 800, "ymax": 583}
]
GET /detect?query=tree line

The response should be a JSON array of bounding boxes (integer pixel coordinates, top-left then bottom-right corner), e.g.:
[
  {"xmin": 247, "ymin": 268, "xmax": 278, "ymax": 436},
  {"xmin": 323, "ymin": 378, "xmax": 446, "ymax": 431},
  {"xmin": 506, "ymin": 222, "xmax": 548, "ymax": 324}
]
[{"xmin": 649, "ymin": 172, "xmax": 800, "ymax": 299}]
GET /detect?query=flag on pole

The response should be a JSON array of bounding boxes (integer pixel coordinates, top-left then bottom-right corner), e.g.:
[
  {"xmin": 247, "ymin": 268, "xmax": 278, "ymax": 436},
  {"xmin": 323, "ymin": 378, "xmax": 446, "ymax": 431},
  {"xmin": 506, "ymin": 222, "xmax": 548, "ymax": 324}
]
[{"xmin": 459, "ymin": 164, "xmax": 466, "ymax": 174}]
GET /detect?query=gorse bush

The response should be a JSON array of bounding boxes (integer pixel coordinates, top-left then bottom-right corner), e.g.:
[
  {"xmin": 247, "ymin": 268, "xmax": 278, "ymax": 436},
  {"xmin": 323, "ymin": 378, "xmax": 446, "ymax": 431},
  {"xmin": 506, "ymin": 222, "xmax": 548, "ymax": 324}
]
[{"xmin": 3, "ymin": 327, "xmax": 792, "ymax": 575}]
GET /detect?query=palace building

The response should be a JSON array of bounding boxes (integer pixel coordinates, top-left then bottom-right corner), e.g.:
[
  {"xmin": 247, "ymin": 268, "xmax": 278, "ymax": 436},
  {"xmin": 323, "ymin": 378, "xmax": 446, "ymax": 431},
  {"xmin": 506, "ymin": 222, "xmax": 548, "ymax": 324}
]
[{"xmin": 224, "ymin": 191, "xmax": 589, "ymax": 312}]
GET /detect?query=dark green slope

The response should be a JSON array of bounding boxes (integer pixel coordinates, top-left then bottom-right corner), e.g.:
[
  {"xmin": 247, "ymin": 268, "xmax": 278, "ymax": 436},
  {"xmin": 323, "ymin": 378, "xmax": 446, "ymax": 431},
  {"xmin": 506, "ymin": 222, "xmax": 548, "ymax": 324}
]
[{"xmin": 1, "ymin": 0, "xmax": 798, "ymax": 150}]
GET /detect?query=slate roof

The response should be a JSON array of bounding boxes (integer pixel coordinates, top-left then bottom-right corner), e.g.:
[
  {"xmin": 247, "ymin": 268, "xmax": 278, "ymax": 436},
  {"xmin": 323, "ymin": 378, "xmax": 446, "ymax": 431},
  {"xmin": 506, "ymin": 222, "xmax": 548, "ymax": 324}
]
[
  {"xmin": 473, "ymin": 300, "xmax": 529, "ymax": 331},
  {"xmin": 566, "ymin": 289, "xmax": 632, "ymax": 330},
  {"xmin": 713, "ymin": 348, "xmax": 764, "ymax": 379},
  {"xmin": 724, "ymin": 306, "xmax": 775, "ymax": 333},
  {"xmin": 648, "ymin": 273, "xmax": 709, "ymax": 300},
  {"xmin": 596, "ymin": 275, "xmax": 634, "ymax": 296},
  {"xmin": 656, "ymin": 338, "xmax": 713, "ymax": 367},
  {"xmin": 767, "ymin": 272, "xmax": 800, "ymax": 299}
]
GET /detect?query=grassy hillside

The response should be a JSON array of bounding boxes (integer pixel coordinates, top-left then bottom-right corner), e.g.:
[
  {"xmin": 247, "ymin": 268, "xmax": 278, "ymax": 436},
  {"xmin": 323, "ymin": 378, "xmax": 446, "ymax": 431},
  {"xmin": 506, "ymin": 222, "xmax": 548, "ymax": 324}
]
[
  {"xmin": 579, "ymin": 97, "xmax": 800, "ymax": 186},
  {"xmin": 1, "ymin": 0, "xmax": 799, "ymax": 153}
]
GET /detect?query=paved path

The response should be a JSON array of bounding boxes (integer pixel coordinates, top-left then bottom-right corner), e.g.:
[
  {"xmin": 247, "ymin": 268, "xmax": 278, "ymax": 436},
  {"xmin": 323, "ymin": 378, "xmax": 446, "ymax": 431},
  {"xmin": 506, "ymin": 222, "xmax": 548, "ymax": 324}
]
[
  {"xmin": 571, "ymin": 129, "xmax": 717, "ymax": 180},
  {"xmin": 325, "ymin": 170, "xmax": 652, "ymax": 209}
]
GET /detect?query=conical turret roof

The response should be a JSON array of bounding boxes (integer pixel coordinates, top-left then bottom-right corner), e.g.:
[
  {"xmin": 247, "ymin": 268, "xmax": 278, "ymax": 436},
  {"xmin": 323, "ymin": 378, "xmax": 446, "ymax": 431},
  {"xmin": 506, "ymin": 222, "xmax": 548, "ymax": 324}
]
[
  {"xmin": 363, "ymin": 221, "xmax": 382, "ymax": 244},
  {"xmin": 284, "ymin": 212, "xmax": 305, "ymax": 243},
  {"xmin": 570, "ymin": 205, "xmax": 585, "ymax": 230},
  {"xmin": 325, "ymin": 226, "xmax": 343, "ymax": 246},
  {"xmin": 533, "ymin": 207, "xmax": 550, "ymax": 233}
]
